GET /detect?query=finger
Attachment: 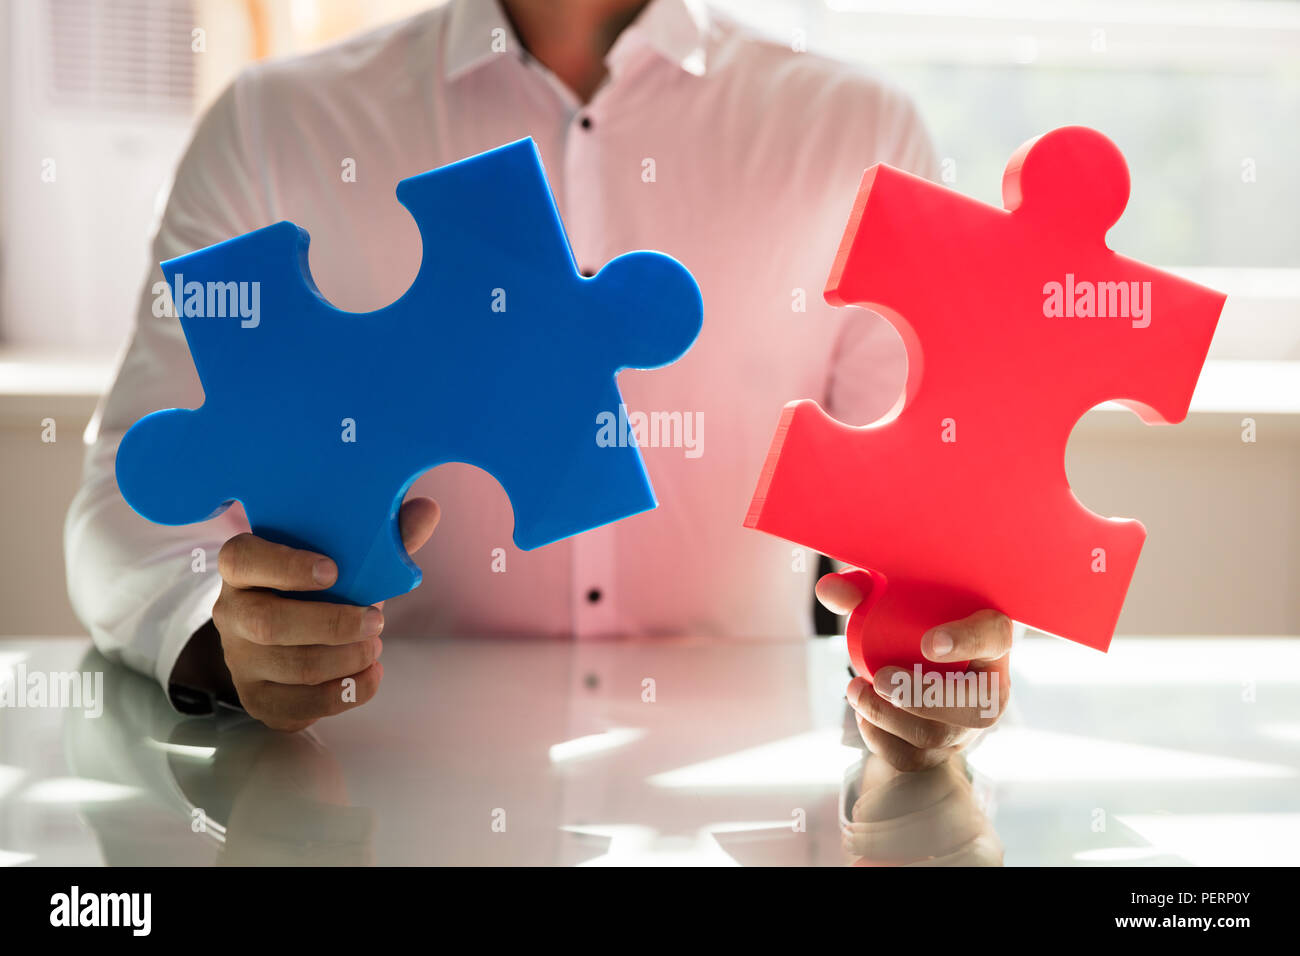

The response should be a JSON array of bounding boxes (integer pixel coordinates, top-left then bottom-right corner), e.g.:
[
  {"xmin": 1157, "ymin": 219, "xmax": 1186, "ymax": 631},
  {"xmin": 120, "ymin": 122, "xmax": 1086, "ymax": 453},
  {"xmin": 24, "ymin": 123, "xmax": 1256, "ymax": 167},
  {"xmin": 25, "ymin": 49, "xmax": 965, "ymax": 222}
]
[
  {"xmin": 241, "ymin": 636, "xmax": 383, "ymax": 686},
  {"xmin": 815, "ymin": 569, "xmax": 870, "ymax": 615},
  {"xmin": 373, "ymin": 498, "xmax": 441, "ymax": 610},
  {"xmin": 871, "ymin": 660, "xmax": 1010, "ymax": 729},
  {"xmin": 247, "ymin": 661, "xmax": 384, "ymax": 731},
  {"xmin": 218, "ymin": 532, "xmax": 338, "ymax": 592},
  {"xmin": 847, "ymin": 677, "xmax": 973, "ymax": 751},
  {"xmin": 399, "ymin": 496, "xmax": 440, "ymax": 553},
  {"xmin": 217, "ymin": 587, "xmax": 383, "ymax": 647},
  {"xmin": 855, "ymin": 713, "xmax": 960, "ymax": 773},
  {"xmin": 922, "ymin": 609, "xmax": 1014, "ymax": 664}
]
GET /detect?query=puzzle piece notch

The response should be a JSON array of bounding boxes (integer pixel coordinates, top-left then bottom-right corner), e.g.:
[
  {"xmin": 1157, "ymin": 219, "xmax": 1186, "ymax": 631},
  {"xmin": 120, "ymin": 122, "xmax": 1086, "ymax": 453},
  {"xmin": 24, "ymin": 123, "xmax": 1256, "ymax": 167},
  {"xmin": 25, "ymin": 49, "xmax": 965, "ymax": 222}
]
[
  {"xmin": 117, "ymin": 138, "xmax": 703, "ymax": 607},
  {"xmin": 748, "ymin": 126, "xmax": 1225, "ymax": 678}
]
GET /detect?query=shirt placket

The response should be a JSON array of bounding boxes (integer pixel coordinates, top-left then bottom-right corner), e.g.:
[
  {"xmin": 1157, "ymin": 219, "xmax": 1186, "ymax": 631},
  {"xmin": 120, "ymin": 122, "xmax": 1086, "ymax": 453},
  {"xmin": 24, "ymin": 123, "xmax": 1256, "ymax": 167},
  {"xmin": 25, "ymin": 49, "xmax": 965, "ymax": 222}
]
[{"xmin": 562, "ymin": 87, "xmax": 620, "ymax": 640}]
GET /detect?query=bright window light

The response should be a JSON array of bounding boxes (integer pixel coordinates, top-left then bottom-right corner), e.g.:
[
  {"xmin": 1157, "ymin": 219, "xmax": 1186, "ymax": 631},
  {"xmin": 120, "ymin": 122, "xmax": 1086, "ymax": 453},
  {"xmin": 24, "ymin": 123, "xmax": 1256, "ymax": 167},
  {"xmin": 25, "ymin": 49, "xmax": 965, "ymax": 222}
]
[
  {"xmin": 1115, "ymin": 813, "xmax": 1300, "ymax": 866},
  {"xmin": 648, "ymin": 729, "xmax": 861, "ymax": 789},
  {"xmin": 19, "ymin": 777, "xmax": 140, "ymax": 804},
  {"xmin": 1073, "ymin": 846, "xmax": 1168, "ymax": 862},
  {"xmin": 1011, "ymin": 636, "xmax": 1300, "ymax": 685},
  {"xmin": 967, "ymin": 728, "xmax": 1296, "ymax": 782},
  {"xmin": 548, "ymin": 728, "xmax": 646, "ymax": 764},
  {"xmin": 0, "ymin": 765, "xmax": 27, "ymax": 802},
  {"xmin": 1258, "ymin": 723, "xmax": 1300, "ymax": 743},
  {"xmin": 144, "ymin": 739, "xmax": 217, "ymax": 760},
  {"xmin": 565, "ymin": 824, "xmax": 743, "ymax": 867}
]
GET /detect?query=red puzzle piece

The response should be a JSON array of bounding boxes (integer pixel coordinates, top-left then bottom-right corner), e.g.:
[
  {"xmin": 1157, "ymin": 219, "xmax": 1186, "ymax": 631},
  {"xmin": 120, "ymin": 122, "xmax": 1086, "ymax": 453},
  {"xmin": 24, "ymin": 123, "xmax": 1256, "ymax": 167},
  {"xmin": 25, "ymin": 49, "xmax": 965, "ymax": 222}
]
[{"xmin": 745, "ymin": 126, "xmax": 1225, "ymax": 679}]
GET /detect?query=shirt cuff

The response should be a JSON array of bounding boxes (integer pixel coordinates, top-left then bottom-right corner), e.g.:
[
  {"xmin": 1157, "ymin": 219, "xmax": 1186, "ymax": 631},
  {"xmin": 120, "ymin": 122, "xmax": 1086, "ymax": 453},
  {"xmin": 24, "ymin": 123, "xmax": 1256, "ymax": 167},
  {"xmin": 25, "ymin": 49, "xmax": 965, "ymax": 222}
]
[{"xmin": 154, "ymin": 575, "xmax": 224, "ymax": 714}]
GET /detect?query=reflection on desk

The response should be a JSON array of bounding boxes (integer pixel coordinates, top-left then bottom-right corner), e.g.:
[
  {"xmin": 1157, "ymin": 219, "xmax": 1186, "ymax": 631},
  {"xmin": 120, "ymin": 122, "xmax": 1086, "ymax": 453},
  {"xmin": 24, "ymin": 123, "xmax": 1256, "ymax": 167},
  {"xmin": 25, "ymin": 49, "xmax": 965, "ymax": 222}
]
[{"xmin": 0, "ymin": 633, "xmax": 1296, "ymax": 866}]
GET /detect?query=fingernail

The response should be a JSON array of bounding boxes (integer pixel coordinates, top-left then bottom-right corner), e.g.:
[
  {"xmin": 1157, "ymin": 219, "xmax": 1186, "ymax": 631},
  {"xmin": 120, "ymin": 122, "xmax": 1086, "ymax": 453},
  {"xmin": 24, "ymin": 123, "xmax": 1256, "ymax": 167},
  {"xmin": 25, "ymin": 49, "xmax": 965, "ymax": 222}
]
[
  {"xmin": 313, "ymin": 558, "xmax": 337, "ymax": 586},
  {"xmin": 372, "ymin": 636, "xmax": 384, "ymax": 660},
  {"xmin": 871, "ymin": 667, "xmax": 902, "ymax": 704},
  {"xmin": 362, "ymin": 607, "xmax": 384, "ymax": 638},
  {"xmin": 926, "ymin": 629, "xmax": 953, "ymax": 658},
  {"xmin": 845, "ymin": 676, "xmax": 868, "ymax": 708}
]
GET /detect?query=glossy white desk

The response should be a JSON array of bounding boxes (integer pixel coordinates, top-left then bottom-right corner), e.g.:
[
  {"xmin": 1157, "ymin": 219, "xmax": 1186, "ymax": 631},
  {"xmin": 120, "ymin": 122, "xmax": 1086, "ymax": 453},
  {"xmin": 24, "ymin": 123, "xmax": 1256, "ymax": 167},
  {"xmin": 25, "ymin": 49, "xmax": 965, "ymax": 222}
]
[{"xmin": 0, "ymin": 633, "xmax": 1296, "ymax": 866}]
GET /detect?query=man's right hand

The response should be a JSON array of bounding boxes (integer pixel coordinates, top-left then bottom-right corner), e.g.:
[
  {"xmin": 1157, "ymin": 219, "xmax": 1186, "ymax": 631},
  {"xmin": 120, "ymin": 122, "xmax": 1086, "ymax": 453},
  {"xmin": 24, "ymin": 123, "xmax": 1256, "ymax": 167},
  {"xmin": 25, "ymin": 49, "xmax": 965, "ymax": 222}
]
[{"xmin": 211, "ymin": 497, "xmax": 440, "ymax": 732}]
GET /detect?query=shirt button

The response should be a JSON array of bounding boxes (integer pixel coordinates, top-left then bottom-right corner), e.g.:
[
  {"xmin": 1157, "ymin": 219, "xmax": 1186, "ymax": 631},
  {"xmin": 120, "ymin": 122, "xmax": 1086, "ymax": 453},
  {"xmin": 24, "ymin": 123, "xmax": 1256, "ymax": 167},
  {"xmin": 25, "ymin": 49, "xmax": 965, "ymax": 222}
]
[
  {"xmin": 579, "ymin": 115, "xmax": 593, "ymax": 130},
  {"xmin": 586, "ymin": 588, "xmax": 602, "ymax": 604}
]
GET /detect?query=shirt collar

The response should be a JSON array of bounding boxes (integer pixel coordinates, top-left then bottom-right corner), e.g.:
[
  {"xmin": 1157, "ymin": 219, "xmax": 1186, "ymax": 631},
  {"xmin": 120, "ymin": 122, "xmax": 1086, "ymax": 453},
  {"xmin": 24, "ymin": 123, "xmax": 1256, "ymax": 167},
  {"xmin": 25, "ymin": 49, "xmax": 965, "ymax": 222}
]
[
  {"xmin": 443, "ymin": 0, "xmax": 710, "ymax": 83},
  {"xmin": 609, "ymin": 0, "xmax": 711, "ymax": 77},
  {"xmin": 443, "ymin": 0, "xmax": 518, "ymax": 82}
]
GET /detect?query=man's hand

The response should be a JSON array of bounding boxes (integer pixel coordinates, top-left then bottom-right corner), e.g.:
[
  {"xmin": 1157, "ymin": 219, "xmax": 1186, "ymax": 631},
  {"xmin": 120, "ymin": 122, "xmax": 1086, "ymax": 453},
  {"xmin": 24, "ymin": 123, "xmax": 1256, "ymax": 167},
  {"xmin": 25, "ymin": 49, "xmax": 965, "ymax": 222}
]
[
  {"xmin": 816, "ymin": 570, "xmax": 1013, "ymax": 772},
  {"xmin": 843, "ymin": 753, "xmax": 1003, "ymax": 866},
  {"xmin": 211, "ymin": 497, "xmax": 440, "ymax": 732}
]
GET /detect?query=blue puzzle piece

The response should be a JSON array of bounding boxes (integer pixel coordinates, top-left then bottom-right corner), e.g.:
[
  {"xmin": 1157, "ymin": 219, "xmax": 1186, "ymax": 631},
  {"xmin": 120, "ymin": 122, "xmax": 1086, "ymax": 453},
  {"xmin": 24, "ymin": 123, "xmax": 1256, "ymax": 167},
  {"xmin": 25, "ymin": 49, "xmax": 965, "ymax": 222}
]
[{"xmin": 115, "ymin": 138, "xmax": 703, "ymax": 606}]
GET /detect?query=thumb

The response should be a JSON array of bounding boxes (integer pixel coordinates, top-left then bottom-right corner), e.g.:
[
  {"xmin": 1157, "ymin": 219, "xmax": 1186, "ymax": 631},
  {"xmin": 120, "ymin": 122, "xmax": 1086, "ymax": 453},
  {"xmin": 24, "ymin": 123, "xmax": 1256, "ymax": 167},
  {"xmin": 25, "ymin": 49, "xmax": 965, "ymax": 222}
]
[
  {"xmin": 815, "ymin": 568, "xmax": 876, "ymax": 615},
  {"xmin": 398, "ymin": 496, "xmax": 441, "ymax": 554}
]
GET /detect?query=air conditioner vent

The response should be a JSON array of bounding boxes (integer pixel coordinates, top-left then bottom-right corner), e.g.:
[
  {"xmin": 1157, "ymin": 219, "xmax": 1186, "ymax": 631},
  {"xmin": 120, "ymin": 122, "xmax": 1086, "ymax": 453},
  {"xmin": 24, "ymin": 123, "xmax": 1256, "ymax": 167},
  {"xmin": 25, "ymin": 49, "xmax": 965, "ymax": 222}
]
[{"xmin": 45, "ymin": 0, "xmax": 195, "ymax": 114}]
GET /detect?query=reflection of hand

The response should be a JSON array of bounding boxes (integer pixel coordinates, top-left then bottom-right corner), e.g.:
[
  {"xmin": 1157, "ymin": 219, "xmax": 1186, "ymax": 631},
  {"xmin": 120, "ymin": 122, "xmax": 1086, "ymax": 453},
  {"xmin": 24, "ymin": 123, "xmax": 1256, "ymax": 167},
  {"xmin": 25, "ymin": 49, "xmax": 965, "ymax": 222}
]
[
  {"xmin": 211, "ymin": 497, "xmax": 440, "ymax": 731},
  {"xmin": 817, "ymin": 572, "xmax": 1013, "ymax": 772},
  {"xmin": 844, "ymin": 755, "xmax": 1002, "ymax": 866},
  {"xmin": 171, "ymin": 721, "xmax": 376, "ymax": 866}
]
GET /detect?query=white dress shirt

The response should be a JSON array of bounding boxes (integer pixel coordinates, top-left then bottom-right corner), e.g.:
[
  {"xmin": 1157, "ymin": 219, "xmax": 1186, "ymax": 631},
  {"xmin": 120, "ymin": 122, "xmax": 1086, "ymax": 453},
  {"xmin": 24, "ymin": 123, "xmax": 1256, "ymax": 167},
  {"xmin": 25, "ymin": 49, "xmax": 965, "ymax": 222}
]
[{"xmin": 65, "ymin": 0, "xmax": 937, "ymax": 702}]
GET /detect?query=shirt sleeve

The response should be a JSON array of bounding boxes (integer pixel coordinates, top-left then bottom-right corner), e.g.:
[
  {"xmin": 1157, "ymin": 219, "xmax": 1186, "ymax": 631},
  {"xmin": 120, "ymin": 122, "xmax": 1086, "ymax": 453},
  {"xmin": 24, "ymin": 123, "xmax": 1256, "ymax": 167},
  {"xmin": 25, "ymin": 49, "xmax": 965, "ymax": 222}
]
[
  {"xmin": 826, "ymin": 87, "xmax": 938, "ymax": 427},
  {"xmin": 64, "ymin": 70, "xmax": 269, "ymax": 704}
]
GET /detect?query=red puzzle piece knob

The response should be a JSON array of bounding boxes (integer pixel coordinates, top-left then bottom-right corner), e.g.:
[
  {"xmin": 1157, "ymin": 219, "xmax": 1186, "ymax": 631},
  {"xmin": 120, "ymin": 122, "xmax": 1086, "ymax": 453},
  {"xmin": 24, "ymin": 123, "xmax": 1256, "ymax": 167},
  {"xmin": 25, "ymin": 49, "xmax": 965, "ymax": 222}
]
[{"xmin": 745, "ymin": 126, "xmax": 1226, "ymax": 680}]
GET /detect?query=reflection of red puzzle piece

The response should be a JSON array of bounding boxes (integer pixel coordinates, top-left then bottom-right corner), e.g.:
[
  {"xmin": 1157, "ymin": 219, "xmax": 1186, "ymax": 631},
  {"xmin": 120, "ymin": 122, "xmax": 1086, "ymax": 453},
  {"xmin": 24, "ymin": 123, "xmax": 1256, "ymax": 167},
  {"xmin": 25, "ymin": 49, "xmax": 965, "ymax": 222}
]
[{"xmin": 745, "ymin": 127, "xmax": 1226, "ymax": 679}]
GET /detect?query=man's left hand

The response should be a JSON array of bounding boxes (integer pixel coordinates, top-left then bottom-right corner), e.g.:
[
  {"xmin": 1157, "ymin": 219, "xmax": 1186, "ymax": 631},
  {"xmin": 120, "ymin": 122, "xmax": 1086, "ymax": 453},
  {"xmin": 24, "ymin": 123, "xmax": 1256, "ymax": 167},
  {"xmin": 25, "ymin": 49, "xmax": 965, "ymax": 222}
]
[{"xmin": 817, "ymin": 571, "xmax": 1013, "ymax": 772}]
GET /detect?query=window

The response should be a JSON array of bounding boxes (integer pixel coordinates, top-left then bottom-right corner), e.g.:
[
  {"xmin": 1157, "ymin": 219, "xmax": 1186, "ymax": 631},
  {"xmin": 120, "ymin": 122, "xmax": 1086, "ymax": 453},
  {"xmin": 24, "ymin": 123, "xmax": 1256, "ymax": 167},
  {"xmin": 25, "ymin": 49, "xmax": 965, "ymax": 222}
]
[{"xmin": 714, "ymin": 0, "xmax": 1300, "ymax": 362}]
